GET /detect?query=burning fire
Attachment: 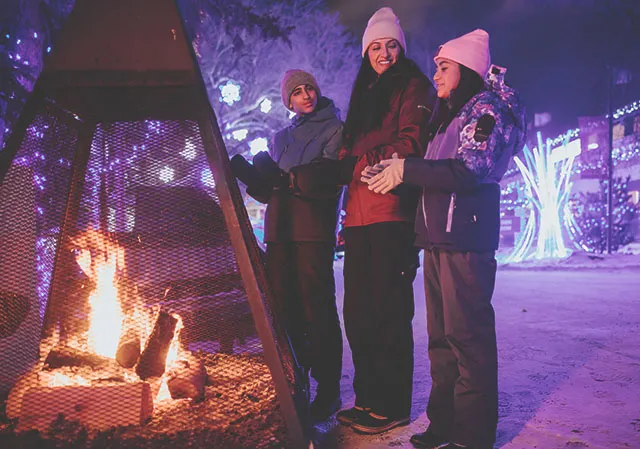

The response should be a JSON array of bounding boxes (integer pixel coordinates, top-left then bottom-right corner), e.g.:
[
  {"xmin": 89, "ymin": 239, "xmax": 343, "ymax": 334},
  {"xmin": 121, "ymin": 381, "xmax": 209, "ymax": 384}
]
[{"xmin": 55, "ymin": 230, "xmax": 187, "ymax": 402}]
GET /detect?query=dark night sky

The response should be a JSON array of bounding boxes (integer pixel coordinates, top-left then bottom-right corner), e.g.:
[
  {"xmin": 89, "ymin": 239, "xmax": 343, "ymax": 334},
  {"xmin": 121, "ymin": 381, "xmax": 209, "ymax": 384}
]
[{"xmin": 326, "ymin": 0, "xmax": 640, "ymax": 135}]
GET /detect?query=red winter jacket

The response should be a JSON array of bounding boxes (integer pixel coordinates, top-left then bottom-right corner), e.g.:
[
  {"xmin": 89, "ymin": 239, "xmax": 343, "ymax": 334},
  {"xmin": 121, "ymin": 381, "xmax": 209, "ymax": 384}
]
[{"xmin": 340, "ymin": 73, "xmax": 436, "ymax": 228}]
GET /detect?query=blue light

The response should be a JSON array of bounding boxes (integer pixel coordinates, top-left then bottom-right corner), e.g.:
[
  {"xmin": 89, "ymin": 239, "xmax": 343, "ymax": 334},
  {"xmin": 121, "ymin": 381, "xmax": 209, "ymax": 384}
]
[
  {"xmin": 506, "ymin": 131, "xmax": 576, "ymax": 262},
  {"xmin": 201, "ymin": 168, "xmax": 215, "ymax": 187}
]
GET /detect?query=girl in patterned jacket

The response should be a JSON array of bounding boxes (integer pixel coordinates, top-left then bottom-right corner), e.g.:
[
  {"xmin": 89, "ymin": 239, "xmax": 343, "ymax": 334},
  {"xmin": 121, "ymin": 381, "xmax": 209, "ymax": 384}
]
[{"xmin": 363, "ymin": 29, "xmax": 526, "ymax": 449}]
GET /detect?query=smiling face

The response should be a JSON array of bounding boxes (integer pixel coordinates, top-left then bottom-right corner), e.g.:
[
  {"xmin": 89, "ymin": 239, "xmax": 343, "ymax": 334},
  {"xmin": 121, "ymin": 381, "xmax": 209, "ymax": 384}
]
[
  {"xmin": 367, "ymin": 38, "xmax": 401, "ymax": 75},
  {"xmin": 289, "ymin": 84, "xmax": 318, "ymax": 115},
  {"xmin": 433, "ymin": 58, "xmax": 461, "ymax": 99}
]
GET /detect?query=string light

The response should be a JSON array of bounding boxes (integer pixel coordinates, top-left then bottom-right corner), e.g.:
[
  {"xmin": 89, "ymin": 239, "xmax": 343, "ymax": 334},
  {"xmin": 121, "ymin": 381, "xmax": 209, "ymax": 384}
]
[
  {"xmin": 249, "ymin": 137, "xmax": 268, "ymax": 155},
  {"xmin": 259, "ymin": 98, "xmax": 272, "ymax": 114},
  {"xmin": 232, "ymin": 129, "xmax": 248, "ymax": 141},
  {"xmin": 180, "ymin": 137, "xmax": 197, "ymax": 160},
  {"xmin": 201, "ymin": 168, "xmax": 215, "ymax": 188},
  {"xmin": 219, "ymin": 80, "xmax": 241, "ymax": 106},
  {"xmin": 159, "ymin": 166, "xmax": 175, "ymax": 183},
  {"xmin": 613, "ymin": 100, "xmax": 640, "ymax": 120}
]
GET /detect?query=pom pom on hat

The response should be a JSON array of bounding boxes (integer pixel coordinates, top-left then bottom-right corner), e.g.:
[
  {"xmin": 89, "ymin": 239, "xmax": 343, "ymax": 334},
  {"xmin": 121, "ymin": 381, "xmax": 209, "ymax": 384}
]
[
  {"xmin": 362, "ymin": 7, "xmax": 406, "ymax": 57},
  {"xmin": 434, "ymin": 29, "xmax": 491, "ymax": 78},
  {"xmin": 280, "ymin": 69, "xmax": 321, "ymax": 111}
]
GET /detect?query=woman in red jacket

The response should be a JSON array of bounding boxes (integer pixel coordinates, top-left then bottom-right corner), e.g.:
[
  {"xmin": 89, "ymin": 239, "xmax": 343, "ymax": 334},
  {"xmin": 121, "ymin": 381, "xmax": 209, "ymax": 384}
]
[{"xmin": 335, "ymin": 7, "xmax": 436, "ymax": 434}]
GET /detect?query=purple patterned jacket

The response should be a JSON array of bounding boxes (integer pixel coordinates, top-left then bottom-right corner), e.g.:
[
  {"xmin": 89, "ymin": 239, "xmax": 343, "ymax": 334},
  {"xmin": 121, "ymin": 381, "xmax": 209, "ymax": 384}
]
[{"xmin": 403, "ymin": 79, "xmax": 526, "ymax": 252}]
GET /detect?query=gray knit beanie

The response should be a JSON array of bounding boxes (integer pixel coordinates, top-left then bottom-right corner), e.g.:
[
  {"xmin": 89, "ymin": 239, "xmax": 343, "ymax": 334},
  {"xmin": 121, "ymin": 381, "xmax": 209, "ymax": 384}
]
[{"xmin": 280, "ymin": 69, "xmax": 321, "ymax": 110}]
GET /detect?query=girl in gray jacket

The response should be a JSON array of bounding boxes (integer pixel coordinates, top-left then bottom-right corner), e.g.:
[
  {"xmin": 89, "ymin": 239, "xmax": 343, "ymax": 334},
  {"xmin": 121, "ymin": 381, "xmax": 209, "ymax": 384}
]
[{"xmin": 257, "ymin": 70, "xmax": 344, "ymax": 422}]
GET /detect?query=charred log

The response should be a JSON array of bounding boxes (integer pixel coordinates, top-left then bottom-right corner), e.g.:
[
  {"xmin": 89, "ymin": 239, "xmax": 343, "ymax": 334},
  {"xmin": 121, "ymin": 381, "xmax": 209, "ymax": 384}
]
[
  {"xmin": 44, "ymin": 345, "xmax": 119, "ymax": 371},
  {"xmin": 135, "ymin": 310, "xmax": 177, "ymax": 380}
]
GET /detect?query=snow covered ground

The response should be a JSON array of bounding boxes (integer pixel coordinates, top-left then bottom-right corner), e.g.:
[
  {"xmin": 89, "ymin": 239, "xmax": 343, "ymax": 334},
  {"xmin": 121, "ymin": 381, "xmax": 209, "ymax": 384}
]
[{"xmin": 312, "ymin": 251, "xmax": 640, "ymax": 449}]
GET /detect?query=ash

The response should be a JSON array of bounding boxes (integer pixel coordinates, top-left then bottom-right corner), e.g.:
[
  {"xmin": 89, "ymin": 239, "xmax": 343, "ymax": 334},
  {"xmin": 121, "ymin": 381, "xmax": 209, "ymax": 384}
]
[{"xmin": 0, "ymin": 352, "xmax": 289, "ymax": 449}]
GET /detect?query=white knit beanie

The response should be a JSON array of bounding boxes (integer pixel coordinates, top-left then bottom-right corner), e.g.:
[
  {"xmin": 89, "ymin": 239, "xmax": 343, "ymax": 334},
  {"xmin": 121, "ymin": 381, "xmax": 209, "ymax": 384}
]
[
  {"xmin": 434, "ymin": 29, "xmax": 491, "ymax": 78},
  {"xmin": 361, "ymin": 7, "xmax": 406, "ymax": 57}
]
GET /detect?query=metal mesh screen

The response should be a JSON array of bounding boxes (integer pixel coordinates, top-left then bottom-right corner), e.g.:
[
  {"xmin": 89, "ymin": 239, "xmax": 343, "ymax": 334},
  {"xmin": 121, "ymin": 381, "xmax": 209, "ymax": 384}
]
[
  {"xmin": 0, "ymin": 104, "xmax": 299, "ymax": 448},
  {"xmin": 0, "ymin": 101, "xmax": 80, "ymax": 391},
  {"xmin": 76, "ymin": 120, "xmax": 258, "ymax": 354}
]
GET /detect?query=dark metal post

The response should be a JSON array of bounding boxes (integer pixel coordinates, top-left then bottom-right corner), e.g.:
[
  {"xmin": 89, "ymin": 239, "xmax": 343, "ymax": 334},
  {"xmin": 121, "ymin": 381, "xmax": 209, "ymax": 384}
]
[{"xmin": 606, "ymin": 66, "xmax": 614, "ymax": 254}]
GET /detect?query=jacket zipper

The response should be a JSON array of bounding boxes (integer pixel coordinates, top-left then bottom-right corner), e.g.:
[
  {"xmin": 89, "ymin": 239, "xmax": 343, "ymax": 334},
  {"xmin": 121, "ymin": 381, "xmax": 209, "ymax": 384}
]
[
  {"xmin": 422, "ymin": 194, "xmax": 429, "ymax": 235},
  {"xmin": 446, "ymin": 193, "xmax": 456, "ymax": 233}
]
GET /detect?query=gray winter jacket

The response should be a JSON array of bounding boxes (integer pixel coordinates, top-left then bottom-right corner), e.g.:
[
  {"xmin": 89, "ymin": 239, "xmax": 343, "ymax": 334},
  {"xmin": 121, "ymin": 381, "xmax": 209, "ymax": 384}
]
[{"xmin": 264, "ymin": 97, "xmax": 343, "ymax": 243}]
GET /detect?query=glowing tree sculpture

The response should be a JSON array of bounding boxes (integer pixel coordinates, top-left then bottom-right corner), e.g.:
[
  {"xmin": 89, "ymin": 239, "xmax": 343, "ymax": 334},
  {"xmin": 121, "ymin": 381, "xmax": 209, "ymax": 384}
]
[{"xmin": 507, "ymin": 131, "xmax": 577, "ymax": 262}]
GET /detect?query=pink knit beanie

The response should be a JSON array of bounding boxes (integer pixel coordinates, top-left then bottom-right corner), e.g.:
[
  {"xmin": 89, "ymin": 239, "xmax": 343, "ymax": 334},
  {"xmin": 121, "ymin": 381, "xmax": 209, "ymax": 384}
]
[
  {"xmin": 361, "ymin": 7, "xmax": 407, "ymax": 57},
  {"xmin": 434, "ymin": 29, "xmax": 491, "ymax": 78}
]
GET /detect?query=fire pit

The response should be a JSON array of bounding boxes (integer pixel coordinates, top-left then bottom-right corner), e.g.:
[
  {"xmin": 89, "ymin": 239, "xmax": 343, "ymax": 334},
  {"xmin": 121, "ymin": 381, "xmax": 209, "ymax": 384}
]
[{"xmin": 0, "ymin": 0, "xmax": 309, "ymax": 447}]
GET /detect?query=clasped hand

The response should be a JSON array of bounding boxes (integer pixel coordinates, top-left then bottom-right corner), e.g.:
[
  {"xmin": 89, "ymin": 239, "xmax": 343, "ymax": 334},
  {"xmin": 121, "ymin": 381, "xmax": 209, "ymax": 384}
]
[{"xmin": 360, "ymin": 153, "xmax": 405, "ymax": 194}]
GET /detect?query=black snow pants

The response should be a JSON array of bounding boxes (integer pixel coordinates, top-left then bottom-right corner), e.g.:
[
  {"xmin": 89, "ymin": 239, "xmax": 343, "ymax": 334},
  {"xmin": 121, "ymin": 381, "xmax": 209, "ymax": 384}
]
[
  {"xmin": 423, "ymin": 248, "xmax": 498, "ymax": 449},
  {"xmin": 342, "ymin": 221, "xmax": 418, "ymax": 419},
  {"xmin": 265, "ymin": 241, "xmax": 343, "ymax": 396}
]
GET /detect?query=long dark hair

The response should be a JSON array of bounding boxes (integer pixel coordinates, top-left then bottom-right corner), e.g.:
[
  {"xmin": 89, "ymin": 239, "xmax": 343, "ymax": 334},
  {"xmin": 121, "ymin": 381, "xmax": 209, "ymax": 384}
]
[
  {"xmin": 430, "ymin": 63, "xmax": 485, "ymax": 135},
  {"xmin": 343, "ymin": 51, "xmax": 424, "ymax": 149}
]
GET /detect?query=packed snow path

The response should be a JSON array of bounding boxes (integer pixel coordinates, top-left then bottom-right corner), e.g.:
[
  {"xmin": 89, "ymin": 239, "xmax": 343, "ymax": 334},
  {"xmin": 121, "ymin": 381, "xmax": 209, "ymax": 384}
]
[{"xmin": 313, "ymin": 263, "xmax": 640, "ymax": 449}]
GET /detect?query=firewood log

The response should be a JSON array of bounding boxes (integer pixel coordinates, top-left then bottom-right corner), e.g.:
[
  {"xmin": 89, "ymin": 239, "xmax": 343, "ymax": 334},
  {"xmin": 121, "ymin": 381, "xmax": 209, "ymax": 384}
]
[
  {"xmin": 44, "ymin": 345, "xmax": 120, "ymax": 371},
  {"xmin": 18, "ymin": 381, "xmax": 153, "ymax": 431},
  {"xmin": 6, "ymin": 367, "xmax": 40, "ymax": 419},
  {"xmin": 166, "ymin": 358, "xmax": 206, "ymax": 400},
  {"xmin": 116, "ymin": 328, "xmax": 141, "ymax": 368},
  {"xmin": 135, "ymin": 310, "xmax": 177, "ymax": 380}
]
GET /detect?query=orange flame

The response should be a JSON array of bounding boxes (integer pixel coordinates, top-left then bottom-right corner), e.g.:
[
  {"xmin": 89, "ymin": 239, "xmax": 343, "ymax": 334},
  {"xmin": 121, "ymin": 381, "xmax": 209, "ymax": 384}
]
[
  {"xmin": 156, "ymin": 314, "xmax": 184, "ymax": 402},
  {"xmin": 87, "ymin": 255, "xmax": 123, "ymax": 358}
]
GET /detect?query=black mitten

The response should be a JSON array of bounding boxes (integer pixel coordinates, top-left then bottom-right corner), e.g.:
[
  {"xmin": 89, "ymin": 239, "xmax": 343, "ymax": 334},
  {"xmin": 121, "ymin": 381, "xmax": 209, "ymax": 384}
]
[
  {"xmin": 253, "ymin": 151, "xmax": 290, "ymax": 189},
  {"xmin": 246, "ymin": 184, "xmax": 272, "ymax": 204},
  {"xmin": 289, "ymin": 157, "xmax": 356, "ymax": 198},
  {"xmin": 230, "ymin": 154, "xmax": 258, "ymax": 185},
  {"xmin": 230, "ymin": 154, "xmax": 273, "ymax": 201}
]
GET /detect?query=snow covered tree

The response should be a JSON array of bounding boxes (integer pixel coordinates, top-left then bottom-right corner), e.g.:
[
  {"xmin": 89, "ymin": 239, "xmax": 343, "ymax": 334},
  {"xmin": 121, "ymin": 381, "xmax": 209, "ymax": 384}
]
[
  {"xmin": 570, "ymin": 176, "xmax": 638, "ymax": 253},
  {"xmin": 0, "ymin": 0, "xmax": 75, "ymax": 150},
  {"xmin": 185, "ymin": 0, "xmax": 359, "ymax": 159}
]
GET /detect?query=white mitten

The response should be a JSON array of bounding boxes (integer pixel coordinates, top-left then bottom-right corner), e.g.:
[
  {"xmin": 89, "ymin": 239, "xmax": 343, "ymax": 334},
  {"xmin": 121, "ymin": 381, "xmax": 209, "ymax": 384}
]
[{"xmin": 367, "ymin": 153, "xmax": 405, "ymax": 194}]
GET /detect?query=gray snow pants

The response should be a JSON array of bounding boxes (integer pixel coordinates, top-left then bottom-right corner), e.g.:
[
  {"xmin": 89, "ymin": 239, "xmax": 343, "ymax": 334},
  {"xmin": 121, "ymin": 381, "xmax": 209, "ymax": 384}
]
[{"xmin": 423, "ymin": 248, "xmax": 498, "ymax": 449}]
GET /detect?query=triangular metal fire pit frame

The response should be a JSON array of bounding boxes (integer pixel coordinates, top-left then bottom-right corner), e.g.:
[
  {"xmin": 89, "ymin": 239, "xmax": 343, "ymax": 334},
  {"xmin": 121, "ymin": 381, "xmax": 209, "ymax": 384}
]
[{"xmin": 0, "ymin": 0, "xmax": 309, "ymax": 446}]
